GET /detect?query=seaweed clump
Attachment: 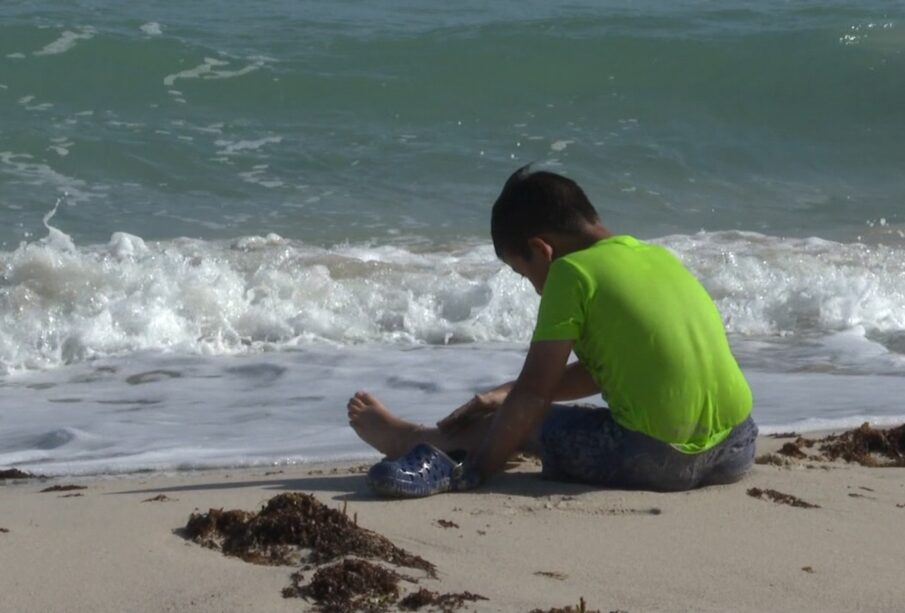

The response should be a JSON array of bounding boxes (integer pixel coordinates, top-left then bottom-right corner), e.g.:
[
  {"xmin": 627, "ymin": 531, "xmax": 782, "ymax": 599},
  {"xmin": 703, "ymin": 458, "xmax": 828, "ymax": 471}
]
[
  {"xmin": 766, "ymin": 424, "xmax": 905, "ymax": 468},
  {"xmin": 774, "ymin": 436, "xmax": 816, "ymax": 459},
  {"xmin": 40, "ymin": 484, "xmax": 86, "ymax": 493},
  {"xmin": 142, "ymin": 494, "xmax": 176, "ymax": 503},
  {"xmin": 283, "ymin": 559, "xmax": 400, "ymax": 612},
  {"xmin": 0, "ymin": 469, "xmax": 34, "ymax": 480},
  {"xmin": 530, "ymin": 598, "xmax": 602, "ymax": 613},
  {"xmin": 282, "ymin": 562, "xmax": 488, "ymax": 612},
  {"xmin": 747, "ymin": 487, "xmax": 820, "ymax": 509},
  {"xmin": 754, "ymin": 454, "xmax": 791, "ymax": 467},
  {"xmin": 184, "ymin": 492, "xmax": 435, "ymax": 574},
  {"xmin": 776, "ymin": 442, "xmax": 808, "ymax": 459},
  {"xmin": 818, "ymin": 423, "xmax": 905, "ymax": 467},
  {"xmin": 398, "ymin": 587, "xmax": 488, "ymax": 611}
]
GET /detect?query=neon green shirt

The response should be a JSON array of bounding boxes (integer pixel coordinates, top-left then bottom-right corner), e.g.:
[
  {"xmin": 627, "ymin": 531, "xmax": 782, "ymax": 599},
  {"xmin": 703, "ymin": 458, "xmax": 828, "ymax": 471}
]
[{"xmin": 532, "ymin": 235, "xmax": 752, "ymax": 453}]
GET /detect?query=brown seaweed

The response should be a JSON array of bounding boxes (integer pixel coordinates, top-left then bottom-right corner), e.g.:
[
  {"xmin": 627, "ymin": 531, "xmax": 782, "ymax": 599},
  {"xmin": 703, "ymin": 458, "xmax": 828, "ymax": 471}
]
[
  {"xmin": 818, "ymin": 423, "xmax": 905, "ymax": 467},
  {"xmin": 746, "ymin": 487, "xmax": 820, "ymax": 509},
  {"xmin": 40, "ymin": 484, "xmax": 87, "ymax": 493},
  {"xmin": 754, "ymin": 453, "xmax": 791, "ymax": 467},
  {"xmin": 760, "ymin": 424, "xmax": 905, "ymax": 468},
  {"xmin": 397, "ymin": 587, "xmax": 488, "ymax": 611},
  {"xmin": 142, "ymin": 494, "xmax": 176, "ymax": 503},
  {"xmin": 794, "ymin": 436, "xmax": 817, "ymax": 448},
  {"xmin": 283, "ymin": 559, "xmax": 400, "ymax": 612},
  {"xmin": 776, "ymin": 442, "xmax": 808, "ymax": 459},
  {"xmin": 534, "ymin": 571, "xmax": 568, "ymax": 581},
  {"xmin": 0, "ymin": 469, "xmax": 34, "ymax": 480},
  {"xmin": 184, "ymin": 492, "xmax": 435, "ymax": 574},
  {"xmin": 435, "ymin": 519, "xmax": 459, "ymax": 529},
  {"xmin": 530, "ymin": 598, "xmax": 602, "ymax": 613}
]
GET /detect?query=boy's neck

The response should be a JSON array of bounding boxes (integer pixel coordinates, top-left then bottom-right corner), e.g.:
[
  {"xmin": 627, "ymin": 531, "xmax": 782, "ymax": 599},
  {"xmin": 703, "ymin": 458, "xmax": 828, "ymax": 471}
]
[{"xmin": 548, "ymin": 222, "xmax": 613, "ymax": 257}]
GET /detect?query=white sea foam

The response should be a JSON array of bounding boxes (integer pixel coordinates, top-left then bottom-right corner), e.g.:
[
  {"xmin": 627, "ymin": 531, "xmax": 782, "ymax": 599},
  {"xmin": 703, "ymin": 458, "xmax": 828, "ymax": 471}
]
[
  {"xmin": 0, "ymin": 228, "xmax": 533, "ymax": 373},
  {"xmin": 140, "ymin": 22, "xmax": 163, "ymax": 36},
  {"xmin": 215, "ymin": 136, "xmax": 283, "ymax": 156},
  {"xmin": 660, "ymin": 232, "xmax": 905, "ymax": 336},
  {"xmin": 17, "ymin": 95, "xmax": 53, "ymax": 113},
  {"xmin": 0, "ymin": 346, "xmax": 902, "ymax": 476},
  {"xmin": 34, "ymin": 27, "xmax": 96, "ymax": 56},
  {"xmin": 163, "ymin": 57, "xmax": 264, "ymax": 87},
  {"xmin": 0, "ymin": 345, "xmax": 526, "ymax": 475},
  {"xmin": 2, "ymin": 228, "xmax": 905, "ymax": 376},
  {"xmin": 47, "ymin": 137, "xmax": 74, "ymax": 157},
  {"xmin": 238, "ymin": 167, "xmax": 285, "ymax": 188}
]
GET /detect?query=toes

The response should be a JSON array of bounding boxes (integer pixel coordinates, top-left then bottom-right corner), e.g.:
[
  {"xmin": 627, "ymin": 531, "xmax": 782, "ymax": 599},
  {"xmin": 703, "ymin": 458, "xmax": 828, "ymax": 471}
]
[
  {"xmin": 359, "ymin": 391, "xmax": 377, "ymax": 405},
  {"xmin": 347, "ymin": 405, "xmax": 361, "ymax": 423}
]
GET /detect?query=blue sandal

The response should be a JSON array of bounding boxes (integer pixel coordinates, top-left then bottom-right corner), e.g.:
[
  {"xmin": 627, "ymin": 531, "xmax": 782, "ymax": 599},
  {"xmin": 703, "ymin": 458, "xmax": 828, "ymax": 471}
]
[{"xmin": 367, "ymin": 443, "xmax": 478, "ymax": 498}]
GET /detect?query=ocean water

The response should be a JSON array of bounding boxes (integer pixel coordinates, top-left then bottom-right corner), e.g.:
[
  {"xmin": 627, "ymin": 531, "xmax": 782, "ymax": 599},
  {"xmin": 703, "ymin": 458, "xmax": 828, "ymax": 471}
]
[{"xmin": 1, "ymin": 1, "xmax": 904, "ymax": 475}]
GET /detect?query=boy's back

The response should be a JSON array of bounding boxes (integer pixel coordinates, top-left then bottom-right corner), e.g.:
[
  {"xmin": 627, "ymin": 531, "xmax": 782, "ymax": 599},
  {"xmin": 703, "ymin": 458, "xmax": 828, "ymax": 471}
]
[{"xmin": 533, "ymin": 235, "xmax": 753, "ymax": 452}]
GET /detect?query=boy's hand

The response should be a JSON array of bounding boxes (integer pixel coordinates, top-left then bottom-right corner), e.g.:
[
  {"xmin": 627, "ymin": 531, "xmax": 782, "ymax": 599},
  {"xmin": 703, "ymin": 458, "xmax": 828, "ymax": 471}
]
[{"xmin": 437, "ymin": 392, "xmax": 502, "ymax": 433}]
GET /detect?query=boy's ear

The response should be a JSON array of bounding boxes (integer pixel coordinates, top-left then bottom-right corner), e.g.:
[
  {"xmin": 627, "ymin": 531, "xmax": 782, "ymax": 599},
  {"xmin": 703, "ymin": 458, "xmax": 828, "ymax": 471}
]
[{"xmin": 526, "ymin": 237, "xmax": 555, "ymax": 262}]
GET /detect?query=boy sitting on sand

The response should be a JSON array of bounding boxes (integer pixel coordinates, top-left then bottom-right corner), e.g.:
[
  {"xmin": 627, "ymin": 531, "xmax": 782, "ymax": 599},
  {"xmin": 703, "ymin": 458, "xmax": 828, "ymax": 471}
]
[{"xmin": 348, "ymin": 166, "xmax": 757, "ymax": 492}]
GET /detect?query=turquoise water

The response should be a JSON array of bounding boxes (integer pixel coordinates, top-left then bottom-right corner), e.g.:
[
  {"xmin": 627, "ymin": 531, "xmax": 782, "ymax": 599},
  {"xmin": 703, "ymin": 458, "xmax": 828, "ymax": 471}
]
[
  {"xmin": 1, "ymin": 2, "xmax": 904, "ymax": 475},
  {"xmin": 2, "ymin": 1, "xmax": 903, "ymax": 247}
]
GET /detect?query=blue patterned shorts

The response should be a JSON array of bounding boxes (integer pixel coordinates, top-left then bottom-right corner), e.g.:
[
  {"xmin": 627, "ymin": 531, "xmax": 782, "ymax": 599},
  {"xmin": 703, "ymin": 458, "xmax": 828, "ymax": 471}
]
[{"xmin": 539, "ymin": 405, "xmax": 757, "ymax": 491}]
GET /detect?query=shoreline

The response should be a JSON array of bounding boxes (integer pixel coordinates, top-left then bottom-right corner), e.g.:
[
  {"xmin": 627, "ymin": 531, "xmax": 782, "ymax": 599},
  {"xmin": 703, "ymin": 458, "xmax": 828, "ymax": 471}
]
[
  {"xmin": 7, "ymin": 406, "xmax": 905, "ymax": 480},
  {"xmin": 2, "ymin": 434, "xmax": 905, "ymax": 612}
]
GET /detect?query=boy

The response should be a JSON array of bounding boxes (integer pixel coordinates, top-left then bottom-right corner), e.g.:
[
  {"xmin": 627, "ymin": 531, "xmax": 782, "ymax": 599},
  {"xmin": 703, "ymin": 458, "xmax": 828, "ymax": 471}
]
[{"xmin": 348, "ymin": 166, "xmax": 756, "ymax": 492}]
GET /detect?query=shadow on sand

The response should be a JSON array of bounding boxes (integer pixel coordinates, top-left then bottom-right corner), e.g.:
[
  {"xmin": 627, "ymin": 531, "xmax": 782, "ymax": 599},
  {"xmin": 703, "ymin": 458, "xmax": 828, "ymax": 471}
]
[{"xmin": 110, "ymin": 468, "xmax": 601, "ymax": 502}]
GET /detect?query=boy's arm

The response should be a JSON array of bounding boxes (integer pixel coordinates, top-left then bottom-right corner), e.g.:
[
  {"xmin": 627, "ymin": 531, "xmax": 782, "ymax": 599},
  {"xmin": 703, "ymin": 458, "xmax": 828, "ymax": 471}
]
[
  {"xmin": 470, "ymin": 339, "xmax": 573, "ymax": 480},
  {"xmin": 484, "ymin": 362, "xmax": 597, "ymax": 403},
  {"xmin": 438, "ymin": 361, "xmax": 598, "ymax": 432},
  {"xmin": 553, "ymin": 361, "xmax": 599, "ymax": 401},
  {"xmin": 436, "ymin": 381, "xmax": 515, "ymax": 431}
]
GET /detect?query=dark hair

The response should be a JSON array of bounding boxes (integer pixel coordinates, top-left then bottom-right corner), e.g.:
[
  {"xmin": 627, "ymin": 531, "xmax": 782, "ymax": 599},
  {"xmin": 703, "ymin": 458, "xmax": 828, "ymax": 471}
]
[{"xmin": 491, "ymin": 166, "xmax": 600, "ymax": 260}]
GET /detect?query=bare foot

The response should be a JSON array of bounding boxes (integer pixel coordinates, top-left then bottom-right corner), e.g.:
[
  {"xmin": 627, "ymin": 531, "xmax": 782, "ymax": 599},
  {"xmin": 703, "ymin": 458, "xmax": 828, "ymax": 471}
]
[{"xmin": 347, "ymin": 391, "xmax": 422, "ymax": 458}]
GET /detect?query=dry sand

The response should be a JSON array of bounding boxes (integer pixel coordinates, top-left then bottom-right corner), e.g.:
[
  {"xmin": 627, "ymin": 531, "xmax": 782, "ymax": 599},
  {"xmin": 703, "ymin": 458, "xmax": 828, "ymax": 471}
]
[{"xmin": 2, "ymin": 434, "xmax": 905, "ymax": 612}]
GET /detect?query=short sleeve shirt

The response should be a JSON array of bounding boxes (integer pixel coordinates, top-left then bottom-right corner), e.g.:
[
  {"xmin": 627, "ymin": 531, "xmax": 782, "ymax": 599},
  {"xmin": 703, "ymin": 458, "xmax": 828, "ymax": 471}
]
[{"xmin": 532, "ymin": 235, "xmax": 753, "ymax": 453}]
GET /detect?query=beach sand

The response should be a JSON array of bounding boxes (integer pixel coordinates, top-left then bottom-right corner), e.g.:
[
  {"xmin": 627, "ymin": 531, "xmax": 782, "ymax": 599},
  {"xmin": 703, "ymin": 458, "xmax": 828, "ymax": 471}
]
[{"xmin": 2, "ymin": 434, "xmax": 904, "ymax": 613}]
